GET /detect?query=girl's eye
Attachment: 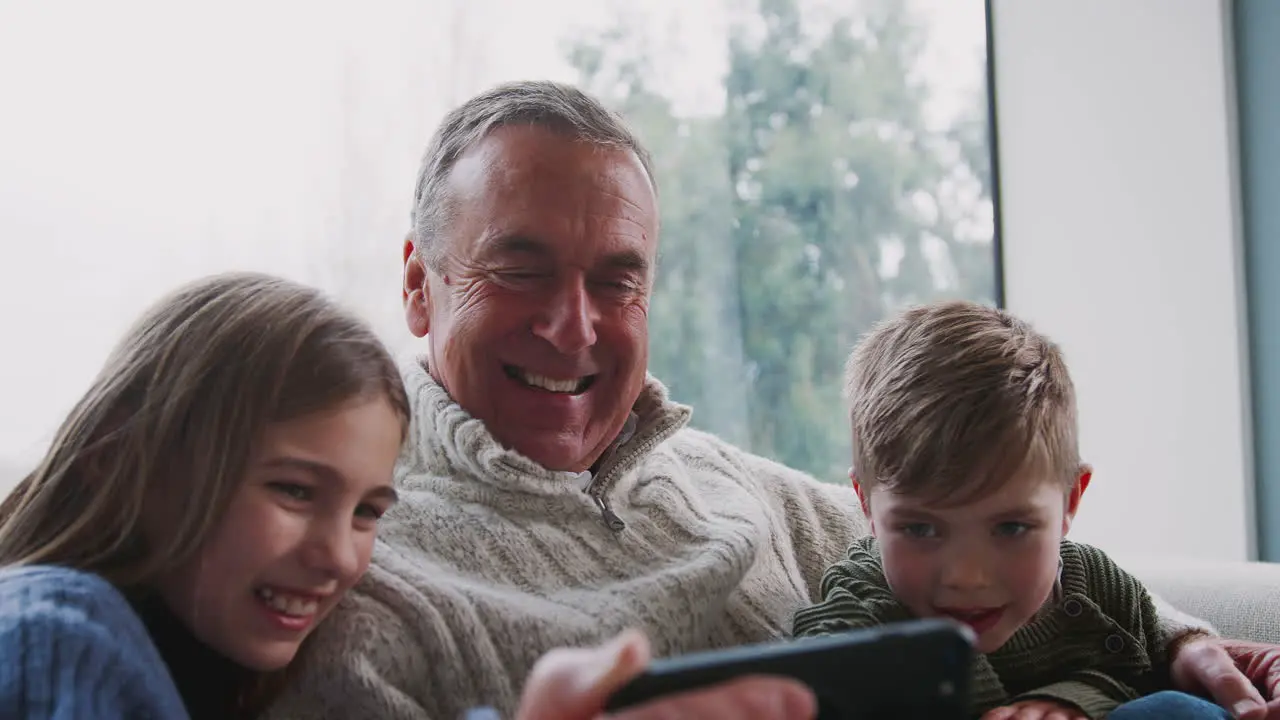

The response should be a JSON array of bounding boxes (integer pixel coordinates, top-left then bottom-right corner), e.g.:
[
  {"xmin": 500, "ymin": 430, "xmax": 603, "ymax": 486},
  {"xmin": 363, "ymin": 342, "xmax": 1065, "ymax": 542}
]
[
  {"xmin": 354, "ymin": 503, "xmax": 385, "ymax": 520},
  {"xmin": 268, "ymin": 482, "xmax": 312, "ymax": 502}
]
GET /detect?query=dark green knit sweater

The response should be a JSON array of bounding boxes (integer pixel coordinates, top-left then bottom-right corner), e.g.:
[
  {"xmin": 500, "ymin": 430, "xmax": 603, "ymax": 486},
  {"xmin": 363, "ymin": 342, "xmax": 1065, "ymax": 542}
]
[{"xmin": 792, "ymin": 538, "xmax": 1167, "ymax": 719}]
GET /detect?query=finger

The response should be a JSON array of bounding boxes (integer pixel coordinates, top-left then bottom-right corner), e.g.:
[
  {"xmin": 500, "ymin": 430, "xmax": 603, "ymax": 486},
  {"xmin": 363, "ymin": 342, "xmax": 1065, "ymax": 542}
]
[
  {"xmin": 609, "ymin": 675, "xmax": 816, "ymax": 720},
  {"xmin": 1043, "ymin": 711, "xmax": 1072, "ymax": 720},
  {"xmin": 1264, "ymin": 697, "xmax": 1280, "ymax": 720},
  {"xmin": 1213, "ymin": 671, "xmax": 1269, "ymax": 719},
  {"xmin": 1009, "ymin": 707, "xmax": 1045, "ymax": 720},
  {"xmin": 517, "ymin": 629, "xmax": 652, "ymax": 720},
  {"xmin": 980, "ymin": 707, "xmax": 1018, "ymax": 720},
  {"xmin": 1190, "ymin": 645, "xmax": 1268, "ymax": 719},
  {"xmin": 1265, "ymin": 662, "xmax": 1280, "ymax": 702},
  {"xmin": 1232, "ymin": 697, "xmax": 1271, "ymax": 720},
  {"xmin": 1223, "ymin": 640, "xmax": 1280, "ymax": 715}
]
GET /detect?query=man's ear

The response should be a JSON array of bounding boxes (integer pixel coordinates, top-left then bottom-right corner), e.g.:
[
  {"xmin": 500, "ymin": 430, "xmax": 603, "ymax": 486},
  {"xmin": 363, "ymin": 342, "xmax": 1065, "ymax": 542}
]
[
  {"xmin": 1062, "ymin": 464, "xmax": 1093, "ymax": 535},
  {"xmin": 403, "ymin": 234, "xmax": 431, "ymax": 338},
  {"xmin": 851, "ymin": 469, "xmax": 875, "ymax": 534}
]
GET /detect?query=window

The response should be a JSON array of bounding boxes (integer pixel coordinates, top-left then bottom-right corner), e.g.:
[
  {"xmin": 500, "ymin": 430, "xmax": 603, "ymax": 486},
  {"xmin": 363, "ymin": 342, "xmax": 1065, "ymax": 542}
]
[
  {"xmin": 1235, "ymin": 0, "xmax": 1280, "ymax": 560},
  {"xmin": 0, "ymin": 0, "xmax": 996, "ymax": 490}
]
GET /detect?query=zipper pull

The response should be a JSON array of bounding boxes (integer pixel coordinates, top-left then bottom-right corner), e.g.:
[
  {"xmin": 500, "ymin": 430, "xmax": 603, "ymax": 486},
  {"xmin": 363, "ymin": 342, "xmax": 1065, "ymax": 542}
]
[{"xmin": 592, "ymin": 494, "xmax": 626, "ymax": 532}]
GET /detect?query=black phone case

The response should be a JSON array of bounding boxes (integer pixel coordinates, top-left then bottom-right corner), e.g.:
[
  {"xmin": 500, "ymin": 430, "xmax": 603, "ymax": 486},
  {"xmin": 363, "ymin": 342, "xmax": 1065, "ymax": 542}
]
[{"xmin": 604, "ymin": 618, "xmax": 974, "ymax": 720}]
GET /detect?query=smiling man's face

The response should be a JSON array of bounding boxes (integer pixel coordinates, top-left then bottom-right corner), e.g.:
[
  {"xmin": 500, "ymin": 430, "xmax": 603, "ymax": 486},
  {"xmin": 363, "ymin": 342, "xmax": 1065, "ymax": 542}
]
[{"xmin": 402, "ymin": 124, "xmax": 659, "ymax": 472}]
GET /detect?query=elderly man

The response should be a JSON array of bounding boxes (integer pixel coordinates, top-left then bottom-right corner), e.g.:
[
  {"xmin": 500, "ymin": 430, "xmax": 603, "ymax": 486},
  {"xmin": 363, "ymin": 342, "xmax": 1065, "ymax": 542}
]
[{"xmin": 267, "ymin": 81, "xmax": 1280, "ymax": 719}]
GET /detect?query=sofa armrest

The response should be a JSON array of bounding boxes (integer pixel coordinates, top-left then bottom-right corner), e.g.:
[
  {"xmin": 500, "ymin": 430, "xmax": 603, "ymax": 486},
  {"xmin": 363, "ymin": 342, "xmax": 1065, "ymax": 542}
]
[{"xmin": 1118, "ymin": 554, "xmax": 1280, "ymax": 645}]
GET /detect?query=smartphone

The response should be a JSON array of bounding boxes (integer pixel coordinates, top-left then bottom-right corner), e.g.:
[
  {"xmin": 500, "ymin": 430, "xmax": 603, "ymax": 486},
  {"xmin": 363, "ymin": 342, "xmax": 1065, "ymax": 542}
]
[{"xmin": 604, "ymin": 618, "xmax": 974, "ymax": 720}]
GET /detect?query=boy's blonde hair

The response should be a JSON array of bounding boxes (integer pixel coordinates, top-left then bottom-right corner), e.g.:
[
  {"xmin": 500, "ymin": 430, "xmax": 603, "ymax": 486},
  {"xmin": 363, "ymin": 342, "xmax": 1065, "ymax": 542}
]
[{"xmin": 847, "ymin": 300, "xmax": 1079, "ymax": 505}]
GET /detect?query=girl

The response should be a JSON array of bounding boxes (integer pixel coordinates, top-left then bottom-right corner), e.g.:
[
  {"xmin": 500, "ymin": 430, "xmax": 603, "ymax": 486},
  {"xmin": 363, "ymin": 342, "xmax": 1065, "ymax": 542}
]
[{"xmin": 0, "ymin": 272, "xmax": 410, "ymax": 718}]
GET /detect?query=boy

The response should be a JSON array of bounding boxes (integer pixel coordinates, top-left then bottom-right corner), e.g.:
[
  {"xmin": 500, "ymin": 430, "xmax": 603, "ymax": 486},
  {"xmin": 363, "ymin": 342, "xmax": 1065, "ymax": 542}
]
[{"xmin": 793, "ymin": 301, "xmax": 1228, "ymax": 719}]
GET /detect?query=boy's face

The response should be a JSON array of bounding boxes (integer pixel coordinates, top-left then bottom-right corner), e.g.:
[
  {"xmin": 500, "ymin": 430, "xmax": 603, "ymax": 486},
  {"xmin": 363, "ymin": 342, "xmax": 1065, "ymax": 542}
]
[{"xmin": 858, "ymin": 467, "xmax": 1089, "ymax": 654}]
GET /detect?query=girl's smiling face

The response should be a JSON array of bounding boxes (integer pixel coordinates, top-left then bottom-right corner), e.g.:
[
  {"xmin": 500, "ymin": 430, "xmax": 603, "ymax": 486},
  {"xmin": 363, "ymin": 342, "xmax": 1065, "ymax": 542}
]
[{"xmin": 156, "ymin": 397, "xmax": 403, "ymax": 670}]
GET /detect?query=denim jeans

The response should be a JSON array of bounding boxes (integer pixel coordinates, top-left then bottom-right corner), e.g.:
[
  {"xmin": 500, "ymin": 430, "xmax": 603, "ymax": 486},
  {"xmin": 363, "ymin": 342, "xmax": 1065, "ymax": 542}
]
[{"xmin": 1108, "ymin": 691, "xmax": 1232, "ymax": 719}]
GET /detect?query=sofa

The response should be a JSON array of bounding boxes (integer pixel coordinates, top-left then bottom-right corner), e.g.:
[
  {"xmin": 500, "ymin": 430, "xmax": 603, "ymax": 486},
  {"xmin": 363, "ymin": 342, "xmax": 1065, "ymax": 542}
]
[{"xmin": 1122, "ymin": 554, "xmax": 1280, "ymax": 644}]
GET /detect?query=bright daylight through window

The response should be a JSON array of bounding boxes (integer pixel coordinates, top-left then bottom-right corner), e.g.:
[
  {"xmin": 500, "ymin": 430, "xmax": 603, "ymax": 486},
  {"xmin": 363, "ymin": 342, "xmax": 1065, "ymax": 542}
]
[{"xmin": 0, "ymin": 0, "xmax": 995, "ymax": 490}]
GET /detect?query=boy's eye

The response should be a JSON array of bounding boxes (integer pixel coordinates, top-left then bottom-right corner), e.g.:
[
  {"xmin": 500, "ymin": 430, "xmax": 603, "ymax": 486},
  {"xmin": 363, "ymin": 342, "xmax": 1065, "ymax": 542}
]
[
  {"xmin": 354, "ymin": 503, "xmax": 385, "ymax": 521},
  {"xmin": 994, "ymin": 521, "xmax": 1031, "ymax": 537},
  {"xmin": 898, "ymin": 523, "xmax": 938, "ymax": 539},
  {"xmin": 268, "ymin": 482, "xmax": 312, "ymax": 502}
]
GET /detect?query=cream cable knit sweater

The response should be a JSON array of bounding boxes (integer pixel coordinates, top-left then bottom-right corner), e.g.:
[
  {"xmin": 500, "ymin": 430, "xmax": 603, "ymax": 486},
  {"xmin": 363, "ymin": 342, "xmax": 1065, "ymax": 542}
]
[{"xmin": 265, "ymin": 359, "xmax": 1209, "ymax": 719}]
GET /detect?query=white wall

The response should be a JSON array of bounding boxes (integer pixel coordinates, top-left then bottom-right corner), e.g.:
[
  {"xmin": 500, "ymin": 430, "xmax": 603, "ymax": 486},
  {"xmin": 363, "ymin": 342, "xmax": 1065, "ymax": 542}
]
[
  {"xmin": 0, "ymin": 0, "xmax": 618, "ymax": 489},
  {"xmin": 992, "ymin": 0, "xmax": 1253, "ymax": 560}
]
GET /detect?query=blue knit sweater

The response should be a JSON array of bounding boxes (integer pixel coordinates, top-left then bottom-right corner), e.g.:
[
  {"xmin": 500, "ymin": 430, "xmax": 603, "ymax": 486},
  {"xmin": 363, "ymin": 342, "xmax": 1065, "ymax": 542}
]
[{"xmin": 0, "ymin": 565, "xmax": 190, "ymax": 719}]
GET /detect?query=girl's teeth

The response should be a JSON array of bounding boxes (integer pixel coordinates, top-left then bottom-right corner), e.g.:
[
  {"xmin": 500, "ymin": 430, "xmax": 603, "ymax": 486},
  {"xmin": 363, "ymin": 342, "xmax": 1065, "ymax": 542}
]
[{"xmin": 257, "ymin": 588, "xmax": 318, "ymax": 617}]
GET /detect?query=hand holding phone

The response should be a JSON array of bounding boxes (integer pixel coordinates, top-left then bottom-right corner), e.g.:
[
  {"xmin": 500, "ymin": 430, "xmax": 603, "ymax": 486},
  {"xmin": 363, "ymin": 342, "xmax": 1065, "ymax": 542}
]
[{"xmin": 605, "ymin": 619, "xmax": 974, "ymax": 720}]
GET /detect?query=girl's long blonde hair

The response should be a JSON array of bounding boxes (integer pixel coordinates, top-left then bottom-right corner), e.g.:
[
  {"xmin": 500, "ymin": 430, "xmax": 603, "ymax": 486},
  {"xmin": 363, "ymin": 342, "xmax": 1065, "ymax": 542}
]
[{"xmin": 0, "ymin": 271, "xmax": 409, "ymax": 590}]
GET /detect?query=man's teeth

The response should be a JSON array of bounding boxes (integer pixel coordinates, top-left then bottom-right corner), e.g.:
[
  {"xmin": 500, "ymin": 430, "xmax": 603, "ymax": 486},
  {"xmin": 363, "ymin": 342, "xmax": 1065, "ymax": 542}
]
[
  {"xmin": 256, "ymin": 587, "xmax": 319, "ymax": 617},
  {"xmin": 516, "ymin": 369, "xmax": 587, "ymax": 393}
]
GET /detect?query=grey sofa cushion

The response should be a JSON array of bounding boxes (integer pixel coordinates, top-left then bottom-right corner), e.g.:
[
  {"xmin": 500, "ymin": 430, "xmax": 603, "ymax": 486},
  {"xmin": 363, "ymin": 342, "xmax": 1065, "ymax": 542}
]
[{"xmin": 1121, "ymin": 554, "xmax": 1280, "ymax": 645}]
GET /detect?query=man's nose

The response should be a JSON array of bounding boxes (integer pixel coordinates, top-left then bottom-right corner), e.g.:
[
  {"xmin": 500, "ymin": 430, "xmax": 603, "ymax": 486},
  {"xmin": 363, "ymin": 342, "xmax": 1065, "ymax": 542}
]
[{"xmin": 532, "ymin": 275, "xmax": 598, "ymax": 354}]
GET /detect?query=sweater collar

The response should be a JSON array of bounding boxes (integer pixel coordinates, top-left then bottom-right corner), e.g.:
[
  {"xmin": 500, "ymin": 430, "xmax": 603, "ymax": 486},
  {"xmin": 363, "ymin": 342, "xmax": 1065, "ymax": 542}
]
[
  {"xmin": 993, "ymin": 541, "xmax": 1121, "ymax": 655},
  {"xmin": 398, "ymin": 356, "xmax": 691, "ymax": 497},
  {"xmin": 128, "ymin": 591, "xmax": 252, "ymax": 719}
]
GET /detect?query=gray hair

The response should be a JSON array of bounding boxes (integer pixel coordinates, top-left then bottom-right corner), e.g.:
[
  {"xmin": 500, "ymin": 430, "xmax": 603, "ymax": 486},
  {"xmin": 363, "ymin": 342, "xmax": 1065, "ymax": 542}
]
[{"xmin": 411, "ymin": 80, "xmax": 658, "ymax": 268}]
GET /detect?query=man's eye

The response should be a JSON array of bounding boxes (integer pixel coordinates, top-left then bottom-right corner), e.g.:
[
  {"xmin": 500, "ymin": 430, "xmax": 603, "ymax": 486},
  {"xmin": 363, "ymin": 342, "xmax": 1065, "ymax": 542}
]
[
  {"xmin": 592, "ymin": 276, "xmax": 641, "ymax": 293},
  {"xmin": 495, "ymin": 269, "xmax": 548, "ymax": 283}
]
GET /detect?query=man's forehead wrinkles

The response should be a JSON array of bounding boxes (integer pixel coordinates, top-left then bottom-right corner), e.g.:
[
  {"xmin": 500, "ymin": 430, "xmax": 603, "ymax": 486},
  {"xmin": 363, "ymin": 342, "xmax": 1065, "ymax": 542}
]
[
  {"xmin": 594, "ymin": 186, "xmax": 647, "ymax": 214},
  {"xmin": 585, "ymin": 212, "xmax": 647, "ymax": 232}
]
